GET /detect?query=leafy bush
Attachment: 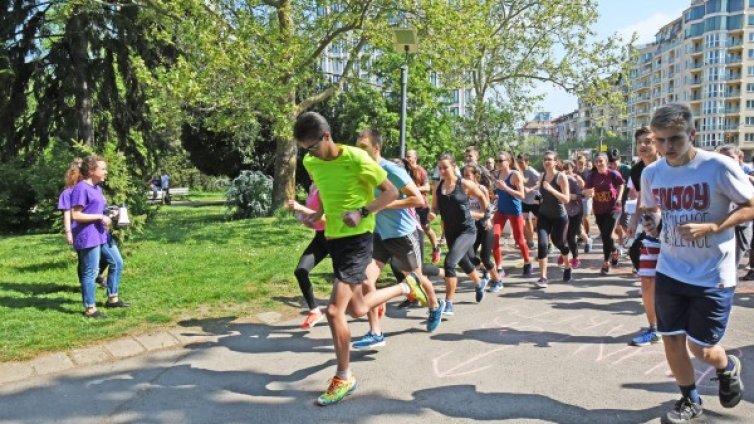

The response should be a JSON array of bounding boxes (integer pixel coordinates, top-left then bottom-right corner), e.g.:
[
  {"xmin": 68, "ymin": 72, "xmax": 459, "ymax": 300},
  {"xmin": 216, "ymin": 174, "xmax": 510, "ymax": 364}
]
[
  {"xmin": 225, "ymin": 170, "xmax": 273, "ymax": 218},
  {"xmin": 0, "ymin": 139, "xmax": 151, "ymax": 237},
  {"xmin": 158, "ymin": 151, "xmax": 231, "ymax": 191}
]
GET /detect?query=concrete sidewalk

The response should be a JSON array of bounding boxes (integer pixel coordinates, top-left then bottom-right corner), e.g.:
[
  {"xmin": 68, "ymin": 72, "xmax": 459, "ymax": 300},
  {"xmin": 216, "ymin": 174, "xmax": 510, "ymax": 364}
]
[{"xmin": 1, "ymin": 248, "xmax": 753, "ymax": 423}]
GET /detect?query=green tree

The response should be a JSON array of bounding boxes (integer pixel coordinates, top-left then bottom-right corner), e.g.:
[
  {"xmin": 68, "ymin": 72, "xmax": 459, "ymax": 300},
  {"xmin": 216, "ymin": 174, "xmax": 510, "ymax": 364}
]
[
  {"xmin": 159, "ymin": 1, "xmax": 402, "ymax": 210},
  {"xmin": 310, "ymin": 52, "xmax": 457, "ymax": 167},
  {"xmin": 415, "ymin": 0, "xmax": 632, "ymax": 148},
  {"xmin": 1, "ymin": 0, "xmax": 191, "ymax": 229}
]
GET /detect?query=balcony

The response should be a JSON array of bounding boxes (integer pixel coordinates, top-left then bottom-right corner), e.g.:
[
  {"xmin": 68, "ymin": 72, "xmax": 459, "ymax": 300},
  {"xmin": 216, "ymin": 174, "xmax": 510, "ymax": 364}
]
[
  {"xmin": 725, "ymin": 90, "xmax": 742, "ymax": 98},
  {"xmin": 689, "ymin": 62, "xmax": 703, "ymax": 69},
  {"xmin": 689, "ymin": 77, "xmax": 702, "ymax": 85},
  {"xmin": 725, "ymin": 107, "xmax": 741, "ymax": 114},
  {"xmin": 727, "ymin": 39, "xmax": 744, "ymax": 48},
  {"xmin": 725, "ymin": 73, "xmax": 742, "ymax": 81},
  {"xmin": 725, "ymin": 56, "xmax": 743, "ymax": 65},
  {"xmin": 688, "ymin": 45, "xmax": 703, "ymax": 54},
  {"xmin": 724, "ymin": 124, "xmax": 740, "ymax": 131}
]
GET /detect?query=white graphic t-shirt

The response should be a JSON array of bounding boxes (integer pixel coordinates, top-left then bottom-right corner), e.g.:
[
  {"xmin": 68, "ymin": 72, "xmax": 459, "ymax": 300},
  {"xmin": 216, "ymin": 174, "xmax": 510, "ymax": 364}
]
[{"xmin": 641, "ymin": 150, "xmax": 754, "ymax": 287}]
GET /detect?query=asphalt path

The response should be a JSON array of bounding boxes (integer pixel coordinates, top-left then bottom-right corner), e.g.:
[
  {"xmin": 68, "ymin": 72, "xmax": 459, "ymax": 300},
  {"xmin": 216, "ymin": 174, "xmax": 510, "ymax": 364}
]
[{"xmin": 1, "ymin": 242, "xmax": 753, "ymax": 424}]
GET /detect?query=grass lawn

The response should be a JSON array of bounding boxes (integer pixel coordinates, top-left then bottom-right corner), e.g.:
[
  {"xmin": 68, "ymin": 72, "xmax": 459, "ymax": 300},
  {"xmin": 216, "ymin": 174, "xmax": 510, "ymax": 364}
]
[
  {"xmin": 186, "ymin": 190, "xmax": 226, "ymax": 202},
  {"xmin": 0, "ymin": 205, "xmax": 338, "ymax": 362}
]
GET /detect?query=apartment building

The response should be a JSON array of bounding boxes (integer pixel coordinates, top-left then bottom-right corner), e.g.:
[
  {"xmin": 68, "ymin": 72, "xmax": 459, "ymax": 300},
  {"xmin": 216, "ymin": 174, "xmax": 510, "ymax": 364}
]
[
  {"xmin": 627, "ymin": 0, "xmax": 754, "ymax": 158},
  {"xmin": 552, "ymin": 111, "xmax": 579, "ymax": 145}
]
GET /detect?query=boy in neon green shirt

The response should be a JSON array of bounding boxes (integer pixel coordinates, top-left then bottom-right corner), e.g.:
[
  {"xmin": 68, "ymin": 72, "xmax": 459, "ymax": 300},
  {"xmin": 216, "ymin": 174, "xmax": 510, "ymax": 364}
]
[{"xmin": 294, "ymin": 112, "xmax": 428, "ymax": 406}]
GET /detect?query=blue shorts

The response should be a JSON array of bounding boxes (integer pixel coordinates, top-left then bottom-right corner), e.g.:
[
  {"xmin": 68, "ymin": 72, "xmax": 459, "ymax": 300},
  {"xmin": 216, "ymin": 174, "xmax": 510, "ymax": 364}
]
[{"xmin": 655, "ymin": 272, "xmax": 735, "ymax": 347}]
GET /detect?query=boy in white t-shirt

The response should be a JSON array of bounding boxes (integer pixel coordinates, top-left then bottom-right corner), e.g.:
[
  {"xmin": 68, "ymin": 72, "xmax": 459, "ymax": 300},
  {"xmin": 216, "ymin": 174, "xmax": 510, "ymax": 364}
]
[{"xmin": 641, "ymin": 103, "xmax": 754, "ymax": 423}]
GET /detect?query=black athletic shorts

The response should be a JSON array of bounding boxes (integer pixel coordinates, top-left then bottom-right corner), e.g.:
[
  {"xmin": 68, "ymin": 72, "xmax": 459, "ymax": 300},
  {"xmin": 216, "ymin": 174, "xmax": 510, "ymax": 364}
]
[
  {"xmin": 326, "ymin": 232, "xmax": 373, "ymax": 284},
  {"xmin": 522, "ymin": 203, "xmax": 539, "ymax": 216},
  {"xmin": 373, "ymin": 232, "xmax": 421, "ymax": 273},
  {"xmin": 416, "ymin": 207, "xmax": 430, "ymax": 227}
]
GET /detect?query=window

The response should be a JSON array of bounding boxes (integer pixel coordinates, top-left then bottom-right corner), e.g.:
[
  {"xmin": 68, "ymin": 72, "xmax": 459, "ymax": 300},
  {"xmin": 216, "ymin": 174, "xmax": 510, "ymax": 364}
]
[
  {"xmin": 747, "ymin": 82, "xmax": 754, "ymax": 91},
  {"xmin": 746, "ymin": 133, "xmax": 754, "ymax": 141},
  {"xmin": 728, "ymin": 15, "xmax": 744, "ymax": 30},
  {"xmin": 707, "ymin": 67, "xmax": 722, "ymax": 81},
  {"xmin": 705, "ymin": 33, "xmax": 720, "ymax": 48},
  {"xmin": 749, "ymin": 32, "xmax": 754, "ymax": 42},
  {"xmin": 705, "ymin": 16, "xmax": 723, "ymax": 32},
  {"xmin": 746, "ymin": 117, "xmax": 754, "ymax": 125},
  {"xmin": 707, "ymin": 50, "xmax": 721, "ymax": 64},
  {"xmin": 707, "ymin": 0, "xmax": 722, "ymax": 13},
  {"xmin": 749, "ymin": 15, "xmax": 754, "ymax": 26},
  {"xmin": 687, "ymin": 22, "xmax": 705, "ymax": 37},
  {"xmin": 704, "ymin": 100, "xmax": 725, "ymax": 114},
  {"xmin": 689, "ymin": 5, "xmax": 706, "ymax": 21},
  {"xmin": 729, "ymin": 0, "xmax": 744, "ymax": 12},
  {"xmin": 708, "ymin": 83, "xmax": 726, "ymax": 97},
  {"xmin": 746, "ymin": 100, "xmax": 754, "ymax": 108}
]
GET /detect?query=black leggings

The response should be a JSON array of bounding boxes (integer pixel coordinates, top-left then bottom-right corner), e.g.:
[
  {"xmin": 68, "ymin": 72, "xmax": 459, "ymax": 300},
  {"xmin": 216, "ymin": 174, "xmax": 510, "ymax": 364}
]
[
  {"xmin": 294, "ymin": 231, "xmax": 328, "ymax": 310},
  {"xmin": 566, "ymin": 213, "xmax": 583, "ymax": 259},
  {"xmin": 444, "ymin": 229, "xmax": 477, "ymax": 277},
  {"xmin": 537, "ymin": 214, "xmax": 569, "ymax": 260},
  {"xmin": 469, "ymin": 220, "xmax": 495, "ymax": 271},
  {"xmin": 595, "ymin": 212, "xmax": 621, "ymax": 262}
]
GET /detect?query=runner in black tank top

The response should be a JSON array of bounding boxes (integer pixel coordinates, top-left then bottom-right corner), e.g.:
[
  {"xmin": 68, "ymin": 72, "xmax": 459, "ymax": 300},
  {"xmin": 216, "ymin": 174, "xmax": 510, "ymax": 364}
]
[
  {"xmin": 535, "ymin": 151, "xmax": 572, "ymax": 288},
  {"xmin": 462, "ymin": 165, "xmax": 505, "ymax": 293},
  {"xmin": 432, "ymin": 154, "xmax": 487, "ymax": 316}
]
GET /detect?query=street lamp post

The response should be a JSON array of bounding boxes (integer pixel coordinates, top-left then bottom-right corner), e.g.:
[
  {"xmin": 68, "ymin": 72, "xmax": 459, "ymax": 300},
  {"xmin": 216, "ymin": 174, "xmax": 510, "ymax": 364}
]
[
  {"xmin": 392, "ymin": 29, "xmax": 418, "ymax": 159},
  {"xmin": 399, "ymin": 60, "xmax": 408, "ymax": 159}
]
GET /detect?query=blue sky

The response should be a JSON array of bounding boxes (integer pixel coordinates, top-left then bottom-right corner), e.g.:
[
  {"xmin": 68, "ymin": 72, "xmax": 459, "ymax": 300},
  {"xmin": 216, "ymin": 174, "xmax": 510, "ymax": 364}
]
[{"xmin": 534, "ymin": 0, "xmax": 691, "ymax": 119}]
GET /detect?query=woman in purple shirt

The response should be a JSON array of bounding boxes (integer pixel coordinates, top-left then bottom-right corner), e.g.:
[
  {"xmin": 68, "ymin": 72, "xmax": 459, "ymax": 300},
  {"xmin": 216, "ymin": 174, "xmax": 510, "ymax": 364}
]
[
  {"xmin": 70, "ymin": 155, "xmax": 128, "ymax": 318},
  {"xmin": 58, "ymin": 159, "xmax": 83, "ymax": 246}
]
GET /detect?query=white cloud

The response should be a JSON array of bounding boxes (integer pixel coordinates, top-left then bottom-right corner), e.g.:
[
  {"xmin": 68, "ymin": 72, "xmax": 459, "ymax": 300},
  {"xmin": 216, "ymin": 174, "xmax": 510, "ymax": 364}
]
[{"xmin": 617, "ymin": 11, "xmax": 681, "ymax": 44}]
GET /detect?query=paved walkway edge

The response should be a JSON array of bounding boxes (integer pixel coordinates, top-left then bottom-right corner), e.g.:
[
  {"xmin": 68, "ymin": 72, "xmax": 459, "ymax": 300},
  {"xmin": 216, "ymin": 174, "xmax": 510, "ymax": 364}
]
[{"xmin": 0, "ymin": 311, "xmax": 285, "ymax": 385}]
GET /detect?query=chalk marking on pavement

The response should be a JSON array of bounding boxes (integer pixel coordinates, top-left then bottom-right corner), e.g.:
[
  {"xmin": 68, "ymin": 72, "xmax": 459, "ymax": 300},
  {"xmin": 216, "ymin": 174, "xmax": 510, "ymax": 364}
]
[
  {"xmin": 86, "ymin": 374, "xmax": 134, "ymax": 387},
  {"xmin": 433, "ymin": 347, "xmax": 510, "ymax": 378}
]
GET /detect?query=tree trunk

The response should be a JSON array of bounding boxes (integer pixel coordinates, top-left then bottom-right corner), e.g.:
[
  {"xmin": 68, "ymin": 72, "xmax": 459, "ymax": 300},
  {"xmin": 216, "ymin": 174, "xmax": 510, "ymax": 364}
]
[
  {"xmin": 271, "ymin": 129, "xmax": 297, "ymax": 210},
  {"xmin": 67, "ymin": 9, "xmax": 94, "ymax": 145},
  {"xmin": 271, "ymin": 1, "xmax": 296, "ymax": 211}
]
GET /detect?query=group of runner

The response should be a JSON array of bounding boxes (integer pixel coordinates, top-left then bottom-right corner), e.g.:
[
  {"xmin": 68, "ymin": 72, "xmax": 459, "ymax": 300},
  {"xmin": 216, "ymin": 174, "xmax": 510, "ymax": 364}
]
[{"xmin": 292, "ymin": 103, "xmax": 750, "ymax": 424}]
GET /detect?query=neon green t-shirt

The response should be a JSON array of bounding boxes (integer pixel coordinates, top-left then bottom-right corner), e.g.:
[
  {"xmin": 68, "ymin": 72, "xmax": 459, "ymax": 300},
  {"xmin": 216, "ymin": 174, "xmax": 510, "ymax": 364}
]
[{"xmin": 303, "ymin": 144, "xmax": 388, "ymax": 239}]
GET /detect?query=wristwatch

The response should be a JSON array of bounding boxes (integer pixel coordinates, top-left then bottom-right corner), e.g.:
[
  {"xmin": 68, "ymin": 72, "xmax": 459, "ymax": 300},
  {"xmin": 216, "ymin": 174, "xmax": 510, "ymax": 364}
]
[{"xmin": 359, "ymin": 207, "xmax": 370, "ymax": 217}]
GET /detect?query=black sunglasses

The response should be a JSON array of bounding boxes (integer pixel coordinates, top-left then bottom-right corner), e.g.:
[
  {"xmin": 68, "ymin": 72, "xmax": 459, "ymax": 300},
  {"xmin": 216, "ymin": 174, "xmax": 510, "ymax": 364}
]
[{"xmin": 301, "ymin": 138, "xmax": 323, "ymax": 153}]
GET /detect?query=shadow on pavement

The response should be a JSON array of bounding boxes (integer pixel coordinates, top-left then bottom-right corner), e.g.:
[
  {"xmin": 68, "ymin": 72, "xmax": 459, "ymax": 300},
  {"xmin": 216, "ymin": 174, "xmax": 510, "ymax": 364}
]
[
  {"xmin": 1, "ymin": 319, "xmax": 751, "ymax": 423},
  {"xmin": 432, "ymin": 326, "xmax": 634, "ymax": 348},
  {"xmin": 413, "ymin": 384, "xmax": 672, "ymax": 423}
]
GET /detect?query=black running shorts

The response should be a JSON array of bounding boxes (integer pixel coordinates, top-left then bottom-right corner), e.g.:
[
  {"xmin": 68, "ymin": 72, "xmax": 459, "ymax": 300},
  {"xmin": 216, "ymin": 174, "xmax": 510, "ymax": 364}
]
[{"xmin": 326, "ymin": 232, "xmax": 373, "ymax": 284}]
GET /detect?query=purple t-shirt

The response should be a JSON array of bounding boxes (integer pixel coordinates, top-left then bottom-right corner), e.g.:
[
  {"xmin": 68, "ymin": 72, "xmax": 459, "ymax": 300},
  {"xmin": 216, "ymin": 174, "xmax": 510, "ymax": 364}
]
[
  {"xmin": 57, "ymin": 187, "xmax": 73, "ymax": 211},
  {"xmin": 585, "ymin": 169, "xmax": 624, "ymax": 215},
  {"xmin": 70, "ymin": 181, "xmax": 108, "ymax": 250}
]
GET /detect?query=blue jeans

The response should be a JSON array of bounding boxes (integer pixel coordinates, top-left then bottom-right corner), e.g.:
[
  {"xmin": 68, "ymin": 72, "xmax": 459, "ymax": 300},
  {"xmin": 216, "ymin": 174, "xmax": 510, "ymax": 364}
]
[
  {"xmin": 100, "ymin": 238, "xmax": 123, "ymax": 298},
  {"xmin": 77, "ymin": 246, "xmax": 100, "ymax": 308}
]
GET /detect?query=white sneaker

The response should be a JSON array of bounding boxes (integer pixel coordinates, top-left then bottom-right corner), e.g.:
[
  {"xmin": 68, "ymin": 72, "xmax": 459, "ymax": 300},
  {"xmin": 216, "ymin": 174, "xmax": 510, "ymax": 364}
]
[{"xmin": 301, "ymin": 307, "xmax": 325, "ymax": 329}]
